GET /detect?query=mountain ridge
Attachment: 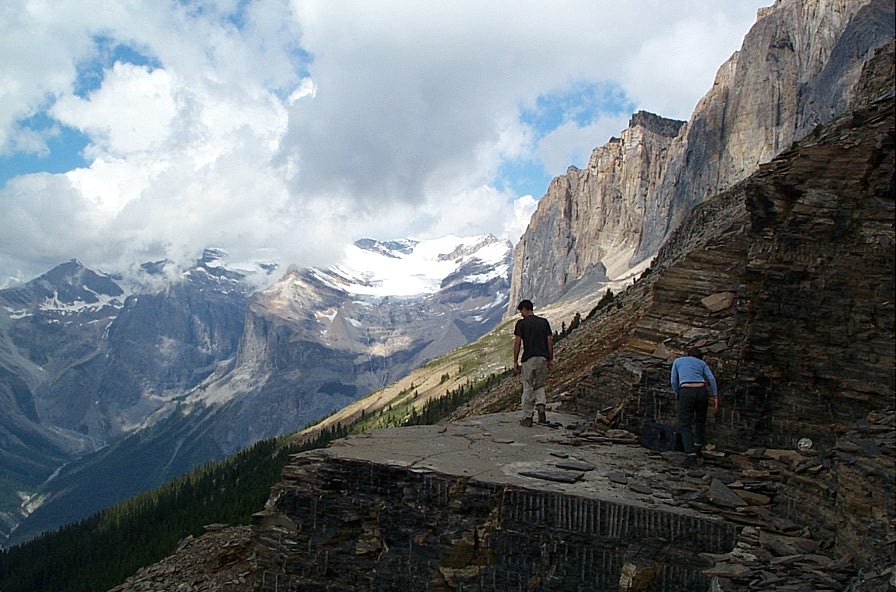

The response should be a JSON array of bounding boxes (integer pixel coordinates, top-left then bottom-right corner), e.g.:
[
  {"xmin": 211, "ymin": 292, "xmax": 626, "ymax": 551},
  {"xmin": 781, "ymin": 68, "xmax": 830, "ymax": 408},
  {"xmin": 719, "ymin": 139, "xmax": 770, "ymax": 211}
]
[
  {"xmin": 1, "ymin": 233, "xmax": 514, "ymax": 546},
  {"xmin": 1, "ymin": 0, "xmax": 893, "ymax": 569}
]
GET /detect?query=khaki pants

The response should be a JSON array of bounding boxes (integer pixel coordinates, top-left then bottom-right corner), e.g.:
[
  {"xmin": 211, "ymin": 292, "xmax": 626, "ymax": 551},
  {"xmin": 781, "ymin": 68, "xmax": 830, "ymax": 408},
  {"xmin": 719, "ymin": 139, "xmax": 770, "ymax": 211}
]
[{"xmin": 520, "ymin": 356, "xmax": 548, "ymax": 418}]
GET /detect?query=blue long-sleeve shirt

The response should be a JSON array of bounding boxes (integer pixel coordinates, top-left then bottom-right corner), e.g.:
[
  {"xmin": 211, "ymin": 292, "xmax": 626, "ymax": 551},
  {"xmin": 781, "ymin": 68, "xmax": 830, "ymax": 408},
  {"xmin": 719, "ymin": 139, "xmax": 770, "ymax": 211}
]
[{"xmin": 671, "ymin": 356, "xmax": 718, "ymax": 398}]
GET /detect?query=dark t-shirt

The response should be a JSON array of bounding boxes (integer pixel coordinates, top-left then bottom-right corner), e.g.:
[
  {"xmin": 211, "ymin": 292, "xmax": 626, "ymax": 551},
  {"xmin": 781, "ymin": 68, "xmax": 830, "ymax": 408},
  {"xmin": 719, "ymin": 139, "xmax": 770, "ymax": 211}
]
[{"xmin": 514, "ymin": 314, "xmax": 552, "ymax": 362}]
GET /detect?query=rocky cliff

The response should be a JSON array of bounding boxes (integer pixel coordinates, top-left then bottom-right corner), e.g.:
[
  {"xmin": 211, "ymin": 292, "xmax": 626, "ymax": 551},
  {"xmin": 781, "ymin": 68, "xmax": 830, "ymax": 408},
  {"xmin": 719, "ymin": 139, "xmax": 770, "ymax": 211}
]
[
  {"xmin": 509, "ymin": 0, "xmax": 895, "ymax": 312},
  {"xmin": 509, "ymin": 111, "xmax": 683, "ymax": 307},
  {"xmin": 547, "ymin": 41, "xmax": 895, "ymax": 450}
]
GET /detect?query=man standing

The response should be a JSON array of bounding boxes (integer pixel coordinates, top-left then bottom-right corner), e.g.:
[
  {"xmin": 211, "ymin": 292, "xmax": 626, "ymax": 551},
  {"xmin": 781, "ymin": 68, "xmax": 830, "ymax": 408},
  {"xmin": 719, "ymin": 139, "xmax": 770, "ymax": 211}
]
[
  {"xmin": 671, "ymin": 347, "xmax": 719, "ymax": 467},
  {"xmin": 513, "ymin": 300, "xmax": 554, "ymax": 427}
]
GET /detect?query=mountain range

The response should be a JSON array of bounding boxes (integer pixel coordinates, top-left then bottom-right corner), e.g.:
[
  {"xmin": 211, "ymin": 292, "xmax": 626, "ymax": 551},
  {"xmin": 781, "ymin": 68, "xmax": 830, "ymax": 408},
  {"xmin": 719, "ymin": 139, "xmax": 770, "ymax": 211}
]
[{"xmin": 0, "ymin": 235, "xmax": 513, "ymax": 546}]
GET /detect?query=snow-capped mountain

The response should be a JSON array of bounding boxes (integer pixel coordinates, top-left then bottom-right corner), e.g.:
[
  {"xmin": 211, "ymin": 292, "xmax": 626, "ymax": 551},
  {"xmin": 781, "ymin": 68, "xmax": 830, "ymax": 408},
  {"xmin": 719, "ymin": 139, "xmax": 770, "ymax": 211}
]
[
  {"xmin": 180, "ymin": 234, "xmax": 513, "ymax": 441},
  {"xmin": 316, "ymin": 235, "xmax": 511, "ymax": 297},
  {"xmin": 0, "ymin": 250, "xmax": 258, "ymax": 545},
  {"xmin": 1, "ymin": 234, "xmax": 513, "ymax": 546}
]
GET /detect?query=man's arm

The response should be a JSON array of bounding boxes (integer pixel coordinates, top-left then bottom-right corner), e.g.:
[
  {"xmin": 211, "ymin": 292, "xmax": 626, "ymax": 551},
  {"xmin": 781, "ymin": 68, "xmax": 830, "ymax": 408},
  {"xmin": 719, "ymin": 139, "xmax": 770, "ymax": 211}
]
[
  {"xmin": 670, "ymin": 361, "xmax": 680, "ymax": 397},
  {"xmin": 546, "ymin": 335, "xmax": 554, "ymax": 369},
  {"xmin": 705, "ymin": 363, "xmax": 719, "ymax": 411},
  {"xmin": 704, "ymin": 364, "xmax": 719, "ymax": 397},
  {"xmin": 513, "ymin": 335, "xmax": 522, "ymax": 373}
]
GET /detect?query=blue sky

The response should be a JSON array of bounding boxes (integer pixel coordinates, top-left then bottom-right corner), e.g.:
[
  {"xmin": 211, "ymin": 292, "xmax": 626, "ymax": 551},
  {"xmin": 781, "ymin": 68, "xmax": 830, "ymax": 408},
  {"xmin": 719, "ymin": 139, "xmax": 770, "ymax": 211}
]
[
  {"xmin": 497, "ymin": 81, "xmax": 636, "ymax": 196},
  {"xmin": 0, "ymin": 0, "xmax": 768, "ymax": 287},
  {"xmin": 0, "ymin": 41, "xmax": 162, "ymax": 183}
]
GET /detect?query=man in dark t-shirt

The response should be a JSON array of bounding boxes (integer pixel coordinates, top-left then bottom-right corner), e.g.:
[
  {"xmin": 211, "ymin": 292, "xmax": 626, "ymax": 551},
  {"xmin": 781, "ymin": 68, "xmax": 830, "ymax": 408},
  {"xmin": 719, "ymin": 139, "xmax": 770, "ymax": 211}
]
[{"xmin": 513, "ymin": 299, "xmax": 554, "ymax": 427}]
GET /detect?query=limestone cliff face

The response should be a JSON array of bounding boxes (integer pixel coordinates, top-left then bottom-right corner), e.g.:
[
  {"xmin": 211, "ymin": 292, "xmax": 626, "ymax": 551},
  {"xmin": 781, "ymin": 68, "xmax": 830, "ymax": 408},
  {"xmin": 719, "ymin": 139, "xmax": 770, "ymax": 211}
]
[
  {"xmin": 540, "ymin": 38, "xmax": 896, "ymax": 448},
  {"xmin": 509, "ymin": 0, "xmax": 895, "ymax": 312},
  {"xmin": 509, "ymin": 112, "xmax": 683, "ymax": 308}
]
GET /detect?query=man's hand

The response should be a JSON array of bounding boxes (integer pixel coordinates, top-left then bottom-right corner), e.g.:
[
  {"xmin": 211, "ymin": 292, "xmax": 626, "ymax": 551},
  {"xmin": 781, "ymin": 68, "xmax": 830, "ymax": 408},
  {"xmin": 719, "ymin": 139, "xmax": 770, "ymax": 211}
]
[
  {"xmin": 514, "ymin": 361, "xmax": 520, "ymax": 374},
  {"xmin": 547, "ymin": 360, "xmax": 554, "ymax": 370},
  {"xmin": 711, "ymin": 396, "xmax": 719, "ymax": 412}
]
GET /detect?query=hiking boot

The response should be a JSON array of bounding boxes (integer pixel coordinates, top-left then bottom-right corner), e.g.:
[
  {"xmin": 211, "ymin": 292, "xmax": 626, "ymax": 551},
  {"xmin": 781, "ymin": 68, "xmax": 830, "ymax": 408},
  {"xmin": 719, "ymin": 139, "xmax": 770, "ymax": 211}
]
[
  {"xmin": 536, "ymin": 404, "xmax": 547, "ymax": 424},
  {"xmin": 682, "ymin": 454, "xmax": 698, "ymax": 469},
  {"xmin": 519, "ymin": 417, "xmax": 533, "ymax": 427}
]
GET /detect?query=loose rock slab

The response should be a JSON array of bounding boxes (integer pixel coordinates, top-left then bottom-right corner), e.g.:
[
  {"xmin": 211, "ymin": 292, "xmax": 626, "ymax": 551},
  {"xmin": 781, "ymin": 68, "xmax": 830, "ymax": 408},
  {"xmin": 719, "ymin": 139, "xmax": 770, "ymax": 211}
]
[{"xmin": 518, "ymin": 469, "xmax": 585, "ymax": 483}]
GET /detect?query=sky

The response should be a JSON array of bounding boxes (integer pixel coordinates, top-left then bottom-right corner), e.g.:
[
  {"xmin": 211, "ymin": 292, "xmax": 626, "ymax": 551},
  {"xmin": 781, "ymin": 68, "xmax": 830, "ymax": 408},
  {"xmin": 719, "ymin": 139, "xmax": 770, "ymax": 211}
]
[{"xmin": 0, "ymin": 0, "xmax": 769, "ymax": 288}]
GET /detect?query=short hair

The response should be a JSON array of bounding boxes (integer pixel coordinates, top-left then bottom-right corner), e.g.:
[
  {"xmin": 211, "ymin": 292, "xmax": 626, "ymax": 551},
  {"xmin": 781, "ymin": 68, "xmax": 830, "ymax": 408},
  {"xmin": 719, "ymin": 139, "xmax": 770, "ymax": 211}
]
[
  {"xmin": 687, "ymin": 347, "xmax": 703, "ymax": 359},
  {"xmin": 517, "ymin": 299, "xmax": 534, "ymax": 311}
]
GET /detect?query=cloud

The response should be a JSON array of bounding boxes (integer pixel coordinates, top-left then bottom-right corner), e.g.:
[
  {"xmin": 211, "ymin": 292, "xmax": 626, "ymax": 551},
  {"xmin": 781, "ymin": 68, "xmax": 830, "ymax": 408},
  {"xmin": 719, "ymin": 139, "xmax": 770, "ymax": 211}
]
[
  {"xmin": 0, "ymin": 0, "xmax": 768, "ymax": 287},
  {"xmin": 624, "ymin": 11, "xmax": 763, "ymax": 119},
  {"xmin": 52, "ymin": 63, "xmax": 177, "ymax": 157},
  {"xmin": 534, "ymin": 112, "xmax": 633, "ymax": 175}
]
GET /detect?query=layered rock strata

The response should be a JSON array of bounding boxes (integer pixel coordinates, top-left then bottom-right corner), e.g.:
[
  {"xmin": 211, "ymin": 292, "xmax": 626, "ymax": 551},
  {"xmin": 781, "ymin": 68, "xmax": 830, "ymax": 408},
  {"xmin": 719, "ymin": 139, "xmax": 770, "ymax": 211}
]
[
  {"xmin": 567, "ymin": 48, "xmax": 895, "ymax": 450},
  {"xmin": 250, "ymin": 414, "xmax": 741, "ymax": 591}
]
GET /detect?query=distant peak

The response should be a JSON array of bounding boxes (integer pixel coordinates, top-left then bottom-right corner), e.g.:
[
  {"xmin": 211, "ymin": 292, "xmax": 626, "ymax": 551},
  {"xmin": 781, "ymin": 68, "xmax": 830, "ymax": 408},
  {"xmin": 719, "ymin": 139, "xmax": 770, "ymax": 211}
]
[
  {"xmin": 301, "ymin": 234, "xmax": 512, "ymax": 298},
  {"xmin": 354, "ymin": 238, "xmax": 418, "ymax": 258},
  {"xmin": 629, "ymin": 111, "xmax": 686, "ymax": 137},
  {"xmin": 140, "ymin": 259, "xmax": 169, "ymax": 276},
  {"xmin": 200, "ymin": 248, "xmax": 228, "ymax": 265}
]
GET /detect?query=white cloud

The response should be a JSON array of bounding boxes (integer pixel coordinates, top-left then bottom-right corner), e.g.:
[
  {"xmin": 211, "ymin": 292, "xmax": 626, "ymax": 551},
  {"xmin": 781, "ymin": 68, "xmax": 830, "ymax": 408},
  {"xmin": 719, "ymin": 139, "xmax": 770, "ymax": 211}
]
[
  {"xmin": 535, "ymin": 113, "xmax": 633, "ymax": 175},
  {"xmin": 0, "ymin": 0, "xmax": 769, "ymax": 286},
  {"xmin": 51, "ymin": 64, "xmax": 177, "ymax": 156},
  {"xmin": 0, "ymin": 173, "xmax": 102, "ymax": 279},
  {"xmin": 506, "ymin": 195, "xmax": 539, "ymax": 244},
  {"xmin": 624, "ymin": 11, "xmax": 762, "ymax": 119}
]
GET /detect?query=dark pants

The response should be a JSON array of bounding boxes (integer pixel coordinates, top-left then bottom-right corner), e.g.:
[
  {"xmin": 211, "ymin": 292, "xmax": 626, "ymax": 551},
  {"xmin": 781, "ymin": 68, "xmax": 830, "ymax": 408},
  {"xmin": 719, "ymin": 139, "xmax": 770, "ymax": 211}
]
[{"xmin": 677, "ymin": 385, "xmax": 709, "ymax": 454}]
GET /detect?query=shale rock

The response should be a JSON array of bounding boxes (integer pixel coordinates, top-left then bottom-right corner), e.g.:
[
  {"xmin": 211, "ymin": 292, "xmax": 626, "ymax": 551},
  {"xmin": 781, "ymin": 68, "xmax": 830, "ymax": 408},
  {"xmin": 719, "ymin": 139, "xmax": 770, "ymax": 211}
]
[
  {"xmin": 107, "ymin": 525, "xmax": 255, "ymax": 592},
  {"xmin": 250, "ymin": 413, "xmax": 741, "ymax": 591}
]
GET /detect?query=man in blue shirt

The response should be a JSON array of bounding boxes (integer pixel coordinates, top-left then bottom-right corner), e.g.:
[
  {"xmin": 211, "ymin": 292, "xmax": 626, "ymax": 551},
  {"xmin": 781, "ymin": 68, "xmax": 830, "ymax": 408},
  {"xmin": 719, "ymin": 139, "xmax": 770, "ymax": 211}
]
[{"xmin": 671, "ymin": 347, "xmax": 719, "ymax": 467}]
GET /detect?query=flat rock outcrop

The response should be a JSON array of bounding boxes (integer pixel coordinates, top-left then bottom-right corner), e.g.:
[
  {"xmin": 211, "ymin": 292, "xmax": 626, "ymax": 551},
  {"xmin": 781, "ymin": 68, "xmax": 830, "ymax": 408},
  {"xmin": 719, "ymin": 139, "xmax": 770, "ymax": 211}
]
[
  {"xmin": 246, "ymin": 414, "xmax": 766, "ymax": 590},
  {"xmin": 116, "ymin": 408, "xmax": 891, "ymax": 591}
]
